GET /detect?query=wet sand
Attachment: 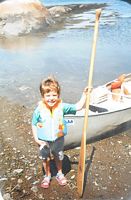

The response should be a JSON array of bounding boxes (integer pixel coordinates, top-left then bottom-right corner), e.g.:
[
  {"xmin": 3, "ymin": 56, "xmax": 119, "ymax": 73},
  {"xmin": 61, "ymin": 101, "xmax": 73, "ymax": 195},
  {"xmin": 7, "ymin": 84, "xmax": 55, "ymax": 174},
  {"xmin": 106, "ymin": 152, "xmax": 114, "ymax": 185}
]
[{"xmin": 0, "ymin": 96, "xmax": 131, "ymax": 200}]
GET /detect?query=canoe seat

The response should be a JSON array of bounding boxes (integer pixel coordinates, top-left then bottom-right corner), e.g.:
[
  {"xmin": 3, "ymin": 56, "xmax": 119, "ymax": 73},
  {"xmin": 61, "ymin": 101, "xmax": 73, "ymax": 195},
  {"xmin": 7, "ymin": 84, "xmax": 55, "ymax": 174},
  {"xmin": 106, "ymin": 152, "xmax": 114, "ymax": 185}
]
[
  {"xmin": 122, "ymin": 81, "xmax": 131, "ymax": 96},
  {"xmin": 90, "ymin": 86, "xmax": 109, "ymax": 104},
  {"xmin": 110, "ymin": 81, "xmax": 131, "ymax": 101},
  {"xmin": 89, "ymin": 105, "xmax": 108, "ymax": 113}
]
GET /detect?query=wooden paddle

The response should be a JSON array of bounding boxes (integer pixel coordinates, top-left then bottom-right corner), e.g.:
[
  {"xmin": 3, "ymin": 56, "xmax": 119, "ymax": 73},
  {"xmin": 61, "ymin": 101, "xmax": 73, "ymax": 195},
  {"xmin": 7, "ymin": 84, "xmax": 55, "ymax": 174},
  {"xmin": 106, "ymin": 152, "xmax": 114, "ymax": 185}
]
[{"xmin": 77, "ymin": 8, "xmax": 102, "ymax": 197}]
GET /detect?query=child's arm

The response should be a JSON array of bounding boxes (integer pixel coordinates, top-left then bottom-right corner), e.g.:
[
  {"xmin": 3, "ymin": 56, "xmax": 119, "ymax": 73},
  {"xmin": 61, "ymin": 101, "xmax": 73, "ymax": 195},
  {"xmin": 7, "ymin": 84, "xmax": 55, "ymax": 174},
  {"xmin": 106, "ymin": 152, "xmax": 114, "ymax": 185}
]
[
  {"xmin": 32, "ymin": 125, "xmax": 47, "ymax": 146},
  {"xmin": 32, "ymin": 107, "xmax": 47, "ymax": 146},
  {"xmin": 75, "ymin": 87, "xmax": 91, "ymax": 111}
]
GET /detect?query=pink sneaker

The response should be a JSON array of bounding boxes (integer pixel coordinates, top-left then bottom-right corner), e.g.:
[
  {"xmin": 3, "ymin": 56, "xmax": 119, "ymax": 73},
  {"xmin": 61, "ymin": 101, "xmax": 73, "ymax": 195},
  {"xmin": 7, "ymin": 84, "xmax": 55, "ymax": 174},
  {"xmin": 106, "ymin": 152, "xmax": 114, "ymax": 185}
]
[
  {"xmin": 56, "ymin": 172, "xmax": 67, "ymax": 186},
  {"xmin": 41, "ymin": 176, "xmax": 51, "ymax": 189}
]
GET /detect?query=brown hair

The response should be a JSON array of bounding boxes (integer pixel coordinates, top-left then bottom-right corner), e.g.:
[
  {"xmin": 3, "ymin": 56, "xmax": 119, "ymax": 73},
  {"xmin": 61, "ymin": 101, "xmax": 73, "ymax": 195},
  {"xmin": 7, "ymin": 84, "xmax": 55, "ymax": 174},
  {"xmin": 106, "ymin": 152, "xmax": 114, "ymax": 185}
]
[{"xmin": 40, "ymin": 76, "xmax": 60, "ymax": 97}]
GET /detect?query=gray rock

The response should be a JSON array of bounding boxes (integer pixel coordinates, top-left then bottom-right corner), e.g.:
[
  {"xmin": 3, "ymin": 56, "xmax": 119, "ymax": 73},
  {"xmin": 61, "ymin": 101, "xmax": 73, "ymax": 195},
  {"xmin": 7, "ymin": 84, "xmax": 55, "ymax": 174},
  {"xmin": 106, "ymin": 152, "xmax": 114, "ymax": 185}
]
[{"xmin": 0, "ymin": 0, "xmax": 53, "ymax": 36}]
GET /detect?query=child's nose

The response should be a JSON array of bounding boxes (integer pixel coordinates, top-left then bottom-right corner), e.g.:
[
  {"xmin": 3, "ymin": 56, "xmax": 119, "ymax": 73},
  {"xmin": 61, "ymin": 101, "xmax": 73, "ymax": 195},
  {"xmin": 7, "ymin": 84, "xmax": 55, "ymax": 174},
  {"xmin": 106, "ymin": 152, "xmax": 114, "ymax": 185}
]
[{"xmin": 50, "ymin": 95, "xmax": 54, "ymax": 99}]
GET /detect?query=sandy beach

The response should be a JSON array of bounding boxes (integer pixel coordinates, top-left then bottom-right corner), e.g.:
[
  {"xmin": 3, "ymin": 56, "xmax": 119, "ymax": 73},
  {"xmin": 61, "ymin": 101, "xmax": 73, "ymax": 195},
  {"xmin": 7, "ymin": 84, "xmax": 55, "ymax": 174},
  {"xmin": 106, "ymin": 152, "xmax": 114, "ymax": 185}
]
[{"xmin": 0, "ymin": 96, "xmax": 131, "ymax": 200}]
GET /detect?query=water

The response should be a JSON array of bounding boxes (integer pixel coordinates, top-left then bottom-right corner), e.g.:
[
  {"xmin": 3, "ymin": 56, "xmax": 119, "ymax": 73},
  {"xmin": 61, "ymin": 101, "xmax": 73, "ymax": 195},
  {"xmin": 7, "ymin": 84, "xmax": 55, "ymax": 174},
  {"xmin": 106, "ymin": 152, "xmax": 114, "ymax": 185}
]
[{"xmin": 0, "ymin": 0, "xmax": 131, "ymax": 107}]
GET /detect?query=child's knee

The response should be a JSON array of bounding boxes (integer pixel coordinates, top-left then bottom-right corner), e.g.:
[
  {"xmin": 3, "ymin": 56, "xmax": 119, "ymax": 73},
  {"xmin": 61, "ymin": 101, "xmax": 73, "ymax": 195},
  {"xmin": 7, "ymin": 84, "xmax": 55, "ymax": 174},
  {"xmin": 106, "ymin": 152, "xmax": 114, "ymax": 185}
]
[
  {"xmin": 39, "ymin": 145, "xmax": 50, "ymax": 160},
  {"xmin": 58, "ymin": 151, "xmax": 64, "ymax": 160},
  {"xmin": 54, "ymin": 150, "xmax": 64, "ymax": 161}
]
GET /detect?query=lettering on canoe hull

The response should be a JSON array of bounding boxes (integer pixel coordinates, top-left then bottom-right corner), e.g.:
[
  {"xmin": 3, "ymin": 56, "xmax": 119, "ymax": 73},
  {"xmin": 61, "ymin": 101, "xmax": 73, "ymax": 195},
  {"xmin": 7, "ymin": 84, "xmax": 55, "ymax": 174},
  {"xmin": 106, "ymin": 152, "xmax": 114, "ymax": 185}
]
[{"xmin": 65, "ymin": 119, "xmax": 74, "ymax": 126}]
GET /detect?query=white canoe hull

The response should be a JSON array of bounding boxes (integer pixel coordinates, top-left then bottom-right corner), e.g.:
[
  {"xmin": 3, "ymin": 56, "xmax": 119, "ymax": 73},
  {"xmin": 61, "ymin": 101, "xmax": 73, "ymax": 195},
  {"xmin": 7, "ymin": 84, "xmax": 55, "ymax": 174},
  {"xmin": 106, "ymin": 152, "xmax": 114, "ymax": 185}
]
[
  {"xmin": 64, "ymin": 73, "xmax": 131, "ymax": 150},
  {"xmin": 64, "ymin": 106, "xmax": 131, "ymax": 150}
]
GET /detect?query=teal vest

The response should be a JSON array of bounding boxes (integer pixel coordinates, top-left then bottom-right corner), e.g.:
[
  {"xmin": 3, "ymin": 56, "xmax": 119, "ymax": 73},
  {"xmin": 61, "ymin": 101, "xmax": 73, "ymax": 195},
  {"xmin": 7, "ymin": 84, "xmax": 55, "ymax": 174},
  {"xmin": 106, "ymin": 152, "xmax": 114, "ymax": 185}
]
[{"xmin": 37, "ymin": 101, "xmax": 67, "ymax": 141}]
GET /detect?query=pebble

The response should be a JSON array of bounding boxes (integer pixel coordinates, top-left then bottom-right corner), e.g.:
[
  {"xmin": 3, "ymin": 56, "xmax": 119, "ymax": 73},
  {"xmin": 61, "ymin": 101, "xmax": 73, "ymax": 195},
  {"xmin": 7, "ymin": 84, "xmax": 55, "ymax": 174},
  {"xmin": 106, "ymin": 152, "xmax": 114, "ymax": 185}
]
[
  {"xmin": 5, "ymin": 138, "xmax": 12, "ymax": 141},
  {"xmin": 94, "ymin": 181, "xmax": 99, "ymax": 186},
  {"xmin": 31, "ymin": 186, "xmax": 38, "ymax": 193},
  {"xmin": 102, "ymin": 186, "xmax": 107, "ymax": 190},
  {"xmin": 13, "ymin": 169, "xmax": 23, "ymax": 175},
  {"xmin": 0, "ymin": 177, "xmax": 8, "ymax": 182},
  {"xmin": 10, "ymin": 178, "xmax": 16, "ymax": 181},
  {"xmin": 110, "ymin": 141, "xmax": 114, "ymax": 145},
  {"xmin": 95, "ymin": 174, "xmax": 99, "ymax": 177},
  {"xmin": 118, "ymin": 140, "xmax": 122, "ymax": 144},
  {"xmin": 70, "ymin": 175, "xmax": 75, "ymax": 180},
  {"xmin": 26, "ymin": 176, "xmax": 32, "ymax": 180},
  {"xmin": 38, "ymin": 194, "xmax": 44, "ymax": 199},
  {"xmin": 11, "ymin": 184, "xmax": 21, "ymax": 192},
  {"xmin": 17, "ymin": 179, "xmax": 23, "ymax": 184},
  {"xmin": 32, "ymin": 180, "xmax": 39, "ymax": 185},
  {"xmin": 3, "ymin": 120, "xmax": 7, "ymax": 124},
  {"xmin": 75, "ymin": 147, "xmax": 80, "ymax": 150}
]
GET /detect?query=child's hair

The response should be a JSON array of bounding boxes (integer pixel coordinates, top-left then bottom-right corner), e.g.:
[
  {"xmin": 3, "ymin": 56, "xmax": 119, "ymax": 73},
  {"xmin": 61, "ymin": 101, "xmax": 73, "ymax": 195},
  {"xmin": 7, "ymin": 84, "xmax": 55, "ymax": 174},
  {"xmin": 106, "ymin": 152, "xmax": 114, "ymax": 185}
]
[{"xmin": 40, "ymin": 76, "xmax": 60, "ymax": 97}]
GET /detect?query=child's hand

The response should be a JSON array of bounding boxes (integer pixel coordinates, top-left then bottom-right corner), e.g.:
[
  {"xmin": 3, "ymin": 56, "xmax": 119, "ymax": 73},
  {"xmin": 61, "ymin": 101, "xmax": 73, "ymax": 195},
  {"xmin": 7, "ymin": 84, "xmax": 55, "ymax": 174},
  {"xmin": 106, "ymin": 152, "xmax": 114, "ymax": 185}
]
[
  {"xmin": 39, "ymin": 142, "xmax": 49, "ymax": 150},
  {"xmin": 37, "ymin": 122, "xmax": 43, "ymax": 128},
  {"xmin": 83, "ymin": 86, "xmax": 93, "ymax": 95},
  {"xmin": 35, "ymin": 139, "xmax": 48, "ymax": 147},
  {"xmin": 75, "ymin": 86, "xmax": 93, "ymax": 111}
]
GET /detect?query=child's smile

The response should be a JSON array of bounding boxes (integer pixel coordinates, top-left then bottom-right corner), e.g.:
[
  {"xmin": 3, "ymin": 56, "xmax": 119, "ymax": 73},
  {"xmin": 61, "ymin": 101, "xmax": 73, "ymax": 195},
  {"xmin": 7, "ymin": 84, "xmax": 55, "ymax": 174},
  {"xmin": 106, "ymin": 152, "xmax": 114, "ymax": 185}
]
[{"xmin": 44, "ymin": 91, "xmax": 59, "ymax": 108}]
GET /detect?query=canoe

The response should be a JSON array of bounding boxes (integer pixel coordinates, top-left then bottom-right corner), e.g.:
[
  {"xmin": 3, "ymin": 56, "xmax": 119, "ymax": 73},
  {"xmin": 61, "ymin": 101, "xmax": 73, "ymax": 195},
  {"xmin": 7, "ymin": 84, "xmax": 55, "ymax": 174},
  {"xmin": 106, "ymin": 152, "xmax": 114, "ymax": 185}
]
[{"xmin": 64, "ymin": 73, "xmax": 131, "ymax": 150}]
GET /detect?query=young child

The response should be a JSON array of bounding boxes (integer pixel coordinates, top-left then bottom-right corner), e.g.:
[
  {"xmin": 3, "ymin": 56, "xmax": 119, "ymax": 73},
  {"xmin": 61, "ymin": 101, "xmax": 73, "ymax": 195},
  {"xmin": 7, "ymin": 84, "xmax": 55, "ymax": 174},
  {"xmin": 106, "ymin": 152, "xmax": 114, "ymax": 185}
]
[{"xmin": 32, "ymin": 76, "xmax": 88, "ymax": 189}]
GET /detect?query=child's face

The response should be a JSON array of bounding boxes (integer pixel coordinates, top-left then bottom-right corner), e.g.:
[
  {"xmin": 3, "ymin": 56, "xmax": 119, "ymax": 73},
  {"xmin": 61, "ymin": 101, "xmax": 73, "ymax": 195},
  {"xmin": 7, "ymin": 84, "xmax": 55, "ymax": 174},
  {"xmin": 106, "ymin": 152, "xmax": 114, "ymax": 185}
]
[{"xmin": 43, "ymin": 91, "xmax": 59, "ymax": 108}]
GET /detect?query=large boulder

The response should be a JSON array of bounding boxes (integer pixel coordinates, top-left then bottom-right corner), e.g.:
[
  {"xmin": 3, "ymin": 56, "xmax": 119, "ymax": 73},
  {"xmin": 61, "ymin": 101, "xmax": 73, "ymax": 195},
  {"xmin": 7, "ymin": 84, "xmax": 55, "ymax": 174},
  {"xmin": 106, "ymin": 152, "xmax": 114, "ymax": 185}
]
[
  {"xmin": 0, "ymin": 0, "xmax": 54, "ymax": 36},
  {"xmin": 49, "ymin": 6, "xmax": 72, "ymax": 18}
]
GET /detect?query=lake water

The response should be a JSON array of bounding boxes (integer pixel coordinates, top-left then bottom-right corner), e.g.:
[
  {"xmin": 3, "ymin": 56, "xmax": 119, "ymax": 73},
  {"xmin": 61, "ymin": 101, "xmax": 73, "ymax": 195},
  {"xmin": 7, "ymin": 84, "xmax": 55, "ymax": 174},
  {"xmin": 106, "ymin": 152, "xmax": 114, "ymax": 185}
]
[{"xmin": 0, "ymin": 0, "xmax": 131, "ymax": 107}]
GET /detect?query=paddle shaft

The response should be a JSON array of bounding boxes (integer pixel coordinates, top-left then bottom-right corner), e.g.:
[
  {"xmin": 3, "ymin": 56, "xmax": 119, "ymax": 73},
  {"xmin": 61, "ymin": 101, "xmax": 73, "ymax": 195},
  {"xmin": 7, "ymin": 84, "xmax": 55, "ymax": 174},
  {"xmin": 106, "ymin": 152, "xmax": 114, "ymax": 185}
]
[{"xmin": 77, "ymin": 9, "xmax": 102, "ymax": 197}]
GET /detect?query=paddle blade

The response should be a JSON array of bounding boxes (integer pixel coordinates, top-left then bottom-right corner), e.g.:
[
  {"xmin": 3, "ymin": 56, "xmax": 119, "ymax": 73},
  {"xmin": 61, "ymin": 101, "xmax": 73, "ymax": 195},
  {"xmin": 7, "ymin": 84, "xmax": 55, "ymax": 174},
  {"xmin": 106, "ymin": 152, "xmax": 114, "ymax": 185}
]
[
  {"xmin": 77, "ymin": 96, "xmax": 89, "ymax": 197},
  {"xmin": 77, "ymin": 130, "xmax": 86, "ymax": 197}
]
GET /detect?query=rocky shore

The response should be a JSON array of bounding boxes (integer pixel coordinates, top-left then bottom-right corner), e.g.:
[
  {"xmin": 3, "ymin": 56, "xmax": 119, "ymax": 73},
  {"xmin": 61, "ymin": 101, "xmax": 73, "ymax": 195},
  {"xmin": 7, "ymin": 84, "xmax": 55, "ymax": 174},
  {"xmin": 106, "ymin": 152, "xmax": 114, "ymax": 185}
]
[
  {"xmin": 0, "ymin": 96, "xmax": 131, "ymax": 200},
  {"xmin": 0, "ymin": 0, "xmax": 106, "ymax": 36}
]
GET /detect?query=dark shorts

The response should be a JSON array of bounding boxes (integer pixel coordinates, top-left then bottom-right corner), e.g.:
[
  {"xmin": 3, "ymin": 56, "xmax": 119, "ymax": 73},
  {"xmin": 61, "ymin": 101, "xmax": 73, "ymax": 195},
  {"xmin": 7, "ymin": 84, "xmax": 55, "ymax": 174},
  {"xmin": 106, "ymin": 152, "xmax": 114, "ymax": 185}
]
[{"xmin": 39, "ymin": 136, "xmax": 64, "ymax": 161}]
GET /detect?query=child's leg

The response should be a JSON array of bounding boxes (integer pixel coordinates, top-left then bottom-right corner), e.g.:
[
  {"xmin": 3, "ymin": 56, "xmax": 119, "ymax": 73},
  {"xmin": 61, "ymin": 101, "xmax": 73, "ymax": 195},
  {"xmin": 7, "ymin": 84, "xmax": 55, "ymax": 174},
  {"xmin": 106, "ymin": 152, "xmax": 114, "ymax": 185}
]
[
  {"xmin": 41, "ymin": 159, "xmax": 51, "ymax": 188},
  {"xmin": 55, "ymin": 158, "xmax": 62, "ymax": 173},
  {"xmin": 42, "ymin": 159, "xmax": 51, "ymax": 177},
  {"xmin": 39, "ymin": 144, "xmax": 51, "ymax": 188},
  {"xmin": 51, "ymin": 137, "xmax": 67, "ymax": 185},
  {"xmin": 51, "ymin": 137, "xmax": 64, "ymax": 173}
]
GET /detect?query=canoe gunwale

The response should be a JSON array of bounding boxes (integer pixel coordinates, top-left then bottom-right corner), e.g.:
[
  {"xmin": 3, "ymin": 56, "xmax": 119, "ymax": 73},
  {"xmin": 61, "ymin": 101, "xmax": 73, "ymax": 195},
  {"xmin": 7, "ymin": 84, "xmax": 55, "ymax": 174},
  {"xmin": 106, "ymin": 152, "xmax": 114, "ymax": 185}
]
[{"xmin": 65, "ymin": 105, "xmax": 131, "ymax": 118}]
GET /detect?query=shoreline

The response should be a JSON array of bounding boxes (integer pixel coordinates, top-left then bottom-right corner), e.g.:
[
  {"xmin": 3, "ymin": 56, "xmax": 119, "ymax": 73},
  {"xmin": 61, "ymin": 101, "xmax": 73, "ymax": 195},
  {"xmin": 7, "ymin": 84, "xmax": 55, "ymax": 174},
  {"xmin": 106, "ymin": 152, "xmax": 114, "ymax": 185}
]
[
  {"xmin": 44, "ymin": 3, "xmax": 107, "ymax": 34},
  {"xmin": 0, "ymin": 2, "xmax": 107, "ymax": 38}
]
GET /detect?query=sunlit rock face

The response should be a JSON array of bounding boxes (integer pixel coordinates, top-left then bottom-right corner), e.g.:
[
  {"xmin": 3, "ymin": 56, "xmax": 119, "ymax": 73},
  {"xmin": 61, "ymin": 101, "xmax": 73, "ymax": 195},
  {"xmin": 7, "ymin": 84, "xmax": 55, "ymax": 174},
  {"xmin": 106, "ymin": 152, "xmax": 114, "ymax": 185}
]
[{"xmin": 0, "ymin": 0, "xmax": 53, "ymax": 36}]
